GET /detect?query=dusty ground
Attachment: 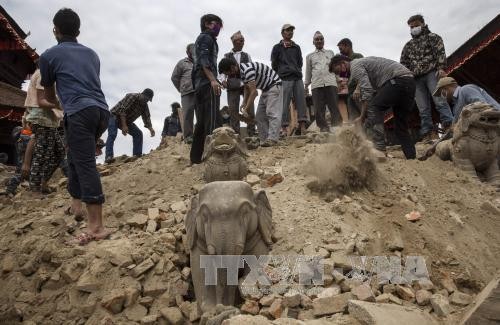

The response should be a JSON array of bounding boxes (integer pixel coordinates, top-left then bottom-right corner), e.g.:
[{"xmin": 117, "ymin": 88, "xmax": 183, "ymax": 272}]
[{"xmin": 0, "ymin": 130, "xmax": 499, "ymax": 324}]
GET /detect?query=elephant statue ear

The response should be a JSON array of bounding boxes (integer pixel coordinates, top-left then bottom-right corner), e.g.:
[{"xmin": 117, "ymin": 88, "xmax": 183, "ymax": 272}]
[
  {"xmin": 202, "ymin": 134, "xmax": 214, "ymax": 161},
  {"xmin": 185, "ymin": 195, "xmax": 199, "ymax": 251},
  {"xmin": 254, "ymin": 190, "xmax": 273, "ymax": 246}
]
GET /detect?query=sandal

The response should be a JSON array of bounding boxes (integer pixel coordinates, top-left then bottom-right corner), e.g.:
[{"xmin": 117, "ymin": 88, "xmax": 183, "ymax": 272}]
[
  {"xmin": 64, "ymin": 206, "xmax": 85, "ymax": 222},
  {"xmin": 67, "ymin": 232, "xmax": 96, "ymax": 246}
]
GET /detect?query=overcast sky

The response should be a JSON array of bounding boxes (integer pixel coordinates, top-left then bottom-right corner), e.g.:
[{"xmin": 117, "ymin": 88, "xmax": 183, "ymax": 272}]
[{"xmin": 3, "ymin": 0, "xmax": 499, "ymax": 157}]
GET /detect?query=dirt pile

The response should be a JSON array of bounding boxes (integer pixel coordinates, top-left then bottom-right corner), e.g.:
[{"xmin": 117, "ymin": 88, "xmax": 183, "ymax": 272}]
[
  {"xmin": 0, "ymin": 134, "xmax": 499, "ymax": 324},
  {"xmin": 306, "ymin": 127, "xmax": 378, "ymax": 195}
]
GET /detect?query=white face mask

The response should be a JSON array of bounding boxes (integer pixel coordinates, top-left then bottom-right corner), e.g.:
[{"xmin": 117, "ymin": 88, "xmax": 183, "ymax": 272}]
[{"xmin": 410, "ymin": 26, "xmax": 422, "ymax": 36}]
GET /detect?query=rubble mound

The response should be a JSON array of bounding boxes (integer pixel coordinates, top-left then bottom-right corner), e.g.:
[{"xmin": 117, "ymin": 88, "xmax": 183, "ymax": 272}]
[
  {"xmin": 307, "ymin": 127, "xmax": 378, "ymax": 195},
  {"xmin": 0, "ymin": 135, "xmax": 499, "ymax": 324}
]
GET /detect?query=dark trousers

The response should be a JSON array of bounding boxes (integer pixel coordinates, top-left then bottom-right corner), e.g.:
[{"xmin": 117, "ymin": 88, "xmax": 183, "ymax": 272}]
[
  {"xmin": 227, "ymin": 87, "xmax": 255, "ymax": 135},
  {"xmin": 281, "ymin": 79, "xmax": 308, "ymax": 127},
  {"xmin": 311, "ymin": 86, "xmax": 342, "ymax": 129},
  {"xmin": 30, "ymin": 125, "xmax": 65, "ymax": 191},
  {"xmin": 190, "ymin": 84, "xmax": 221, "ymax": 164},
  {"xmin": 105, "ymin": 115, "xmax": 143, "ymax": 159},
  {"xmin": 366, "ymin": 77, "xmax": 416, "ymax": 159},
  {"xmin": 64, "ymin": 106, "xmax": 109, "ymax": 204},
  {"xmin": 5, "ymin": 134, "xmax": 30, "ymax": 194}
]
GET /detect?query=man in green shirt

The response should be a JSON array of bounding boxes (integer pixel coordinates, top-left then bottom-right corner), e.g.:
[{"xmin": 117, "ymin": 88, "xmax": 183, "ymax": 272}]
[
  {"xmin": 337, "ymin": 38, "xmax": 363, "ymax": 60},
  {"xmin": 337, "ymin": 38, "xmax": 364, "ymax": 120}
]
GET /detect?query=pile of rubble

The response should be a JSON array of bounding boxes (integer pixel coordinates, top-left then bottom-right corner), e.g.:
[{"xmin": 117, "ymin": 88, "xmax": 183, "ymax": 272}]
[{"xmin": 0, "ymin": 133, "xmax": 499, "ymax": 324}]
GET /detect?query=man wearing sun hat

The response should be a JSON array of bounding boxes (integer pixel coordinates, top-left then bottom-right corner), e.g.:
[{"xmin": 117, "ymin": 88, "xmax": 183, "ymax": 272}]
[
  {"xmin": 271, "ymin": 23, "xmax": 308, "ymax": 135},
  {"xmin": 433, "ymin": 77, "xmax": 499, "ymax": 122}
]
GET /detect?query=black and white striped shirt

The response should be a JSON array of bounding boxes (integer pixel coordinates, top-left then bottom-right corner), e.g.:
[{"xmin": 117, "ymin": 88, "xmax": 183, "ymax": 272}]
[{"xmin": 240, "ymin": 62, "xmax": 281, "ymax": 91}]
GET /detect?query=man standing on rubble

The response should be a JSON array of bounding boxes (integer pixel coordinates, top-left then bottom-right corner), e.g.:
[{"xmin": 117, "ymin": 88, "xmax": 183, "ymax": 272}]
[
  {"xmin": 330, "ymin": 55, "xmax": 416, "ymax": 159},
  {"xmin": 337, "ymin": 38, "xmax": 364, "ymax": 121},
  {"xmin": 190, "ymin": 14, "xmax": 223, "ymax": 164},
  {"xmin": 400, "ymin": 14, "xmax": 453, "ymax": 142},
  {"xmin": 25, "ymin": 68, "xmax": 65, "ymax": 194},
  {"xmin": 271, "ymin": 24, "xmax": 308, "ymax": 135},
  {"xmin": 222, "ymin": 31, "xmax": 256, "ymax": 136},
  {"xmin": 40, "ymin": 8, "xmax": 111, "ymax": 244},
  {"xmin": 304, "ymin": 31, "xmax": 341, "ymax": 132},
  {"xmin": 105, "ymin": 88, "xmax": 155, "ymax": 163},
  {"xmin": 171, "ymin": 43, "xmax": 195, "ymax": 143}
]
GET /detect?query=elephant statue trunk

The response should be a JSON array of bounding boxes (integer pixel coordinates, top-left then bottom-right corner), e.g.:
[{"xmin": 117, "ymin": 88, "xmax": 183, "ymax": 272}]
[{"xmin": 186, "ymin": 181, "xmax": 274, "ymax": 314}]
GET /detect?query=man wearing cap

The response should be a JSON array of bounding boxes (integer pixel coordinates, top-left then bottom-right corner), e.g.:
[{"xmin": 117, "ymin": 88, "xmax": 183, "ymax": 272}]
[
  {"xmin": 305, "ymin": 31, "xmax": 341, "ymax": 132},
  {"xmin": 222, "ymin": 31, "xmax": 256, "ymax": 136},
  {"xmin": 433, "ymin": 77, "xmax": 500, "ymax": 121},
  {"xmin": 171, "ymin": 43, "xmax": 195, "ymax": 143},
  {"xmin": 271, "ymin": 24, "xmax": 308, "ymax": 135},
  {"xmin": 400, "ymin": 14, "xmax": 453, "ymax": 142},
  {"xmin": 330, "ymin": 55, "xmax": 416, "ymax": 159},
  {"xmin": 105, "ymin": 88, "xmax": 156, "ymax": 163}
]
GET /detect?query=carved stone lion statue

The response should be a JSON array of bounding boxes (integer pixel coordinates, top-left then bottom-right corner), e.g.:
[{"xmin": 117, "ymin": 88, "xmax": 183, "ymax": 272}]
[
  {"xmin": 202, "ymin": 127, "xmax": 248, "ymax": 183},
  {"xmin": 436, "ymin": 102, "xmax": 500, "ymax": 187}
]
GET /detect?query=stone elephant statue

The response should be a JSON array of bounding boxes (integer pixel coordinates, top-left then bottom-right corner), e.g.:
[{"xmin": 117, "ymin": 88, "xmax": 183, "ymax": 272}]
[{"xmin": 185, "ymin": 181, "xmax": 273, "ymax": 313}]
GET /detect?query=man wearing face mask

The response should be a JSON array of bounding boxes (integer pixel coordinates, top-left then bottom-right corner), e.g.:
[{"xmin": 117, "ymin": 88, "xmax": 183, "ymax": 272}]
[
  {"xmin": 432, "ymin": 77, "xmax": 500, "ymax": 121},
  {"xmin": 271, "ymin": 24, "xmax": 308, "ymax": 135},
  {"xmin": 304, "ymin": 31, "xmax": 341, "ymax": 132},
  {"xmin": 222, "ymin": 31, "xmax": 255, "ymax": 136},
  {"xmin": 401, "ymin": 14, "xmax": 453, "ymax": 143},
  {"xmin": 191, "ymin": 14, "xmax": 223, "ymax": 164}
]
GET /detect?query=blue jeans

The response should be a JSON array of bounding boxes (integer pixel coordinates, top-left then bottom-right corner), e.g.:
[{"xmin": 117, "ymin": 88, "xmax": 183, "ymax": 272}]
[
  {"xmin": 105, "ymin": 115, "xmax": 143, "ymax": 159},
  {"xmin": 414, "ymin": 70, "xmax": 453, "ymax": 135}
]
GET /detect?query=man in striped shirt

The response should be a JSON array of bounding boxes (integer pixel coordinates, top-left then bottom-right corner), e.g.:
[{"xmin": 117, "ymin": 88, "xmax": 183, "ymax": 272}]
[{"xmin": 219, "ymin": 59, "xmax": 282, "ymax": 147}]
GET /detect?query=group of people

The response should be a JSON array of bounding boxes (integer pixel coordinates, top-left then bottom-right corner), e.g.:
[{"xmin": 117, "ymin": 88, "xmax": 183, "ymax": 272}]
[
  {"xmin": 167, "ymin": 13, "xmax": 499, "ymax": 162},
  {"xmin": 3, "ymin": 9, "xmax": 499, "ymax": 244}
]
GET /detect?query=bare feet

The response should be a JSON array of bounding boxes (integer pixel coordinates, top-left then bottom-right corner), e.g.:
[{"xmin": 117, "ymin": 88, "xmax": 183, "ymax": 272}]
[
  {"xmin": 88, "ymin": 227, "xmax": 113, "ymax": 240},
  {"xmin": 64, "ymin": 206, "xmax": 85, "ymax": 222}
]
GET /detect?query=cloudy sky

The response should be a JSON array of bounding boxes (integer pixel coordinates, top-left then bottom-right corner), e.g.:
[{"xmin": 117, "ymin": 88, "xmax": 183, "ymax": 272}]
[{"xmin": 3, "ymin": 0, "xmax": 499, "ymax": 157}]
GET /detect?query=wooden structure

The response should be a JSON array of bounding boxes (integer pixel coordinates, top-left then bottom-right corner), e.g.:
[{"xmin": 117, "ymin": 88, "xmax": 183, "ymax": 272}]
[
  {"xmin": 0, "ymin": 5, "xmax": 38, "ymax": 164},
  {"xmin": 446, "ymin": 14, "xmax": 499, "ymax": 101}
]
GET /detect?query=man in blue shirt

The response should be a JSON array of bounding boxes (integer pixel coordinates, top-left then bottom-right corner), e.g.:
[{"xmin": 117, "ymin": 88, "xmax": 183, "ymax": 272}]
[
  {"xmin": 39, "ymin": 8, "xmax": 111, "ymax": 244},
  {"xmin": 190, "ymin": 14, "xmax": 223, "ymax": 164},
  {"xmin": 433, "ymin": 77, "xmax": 499, "ymax": 122}
]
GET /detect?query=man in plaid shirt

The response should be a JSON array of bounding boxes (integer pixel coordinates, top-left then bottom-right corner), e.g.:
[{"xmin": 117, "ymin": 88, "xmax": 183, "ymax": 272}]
[{"xmin": 105, "ymin": 88, "xmax": 156, "ymax": 163}]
